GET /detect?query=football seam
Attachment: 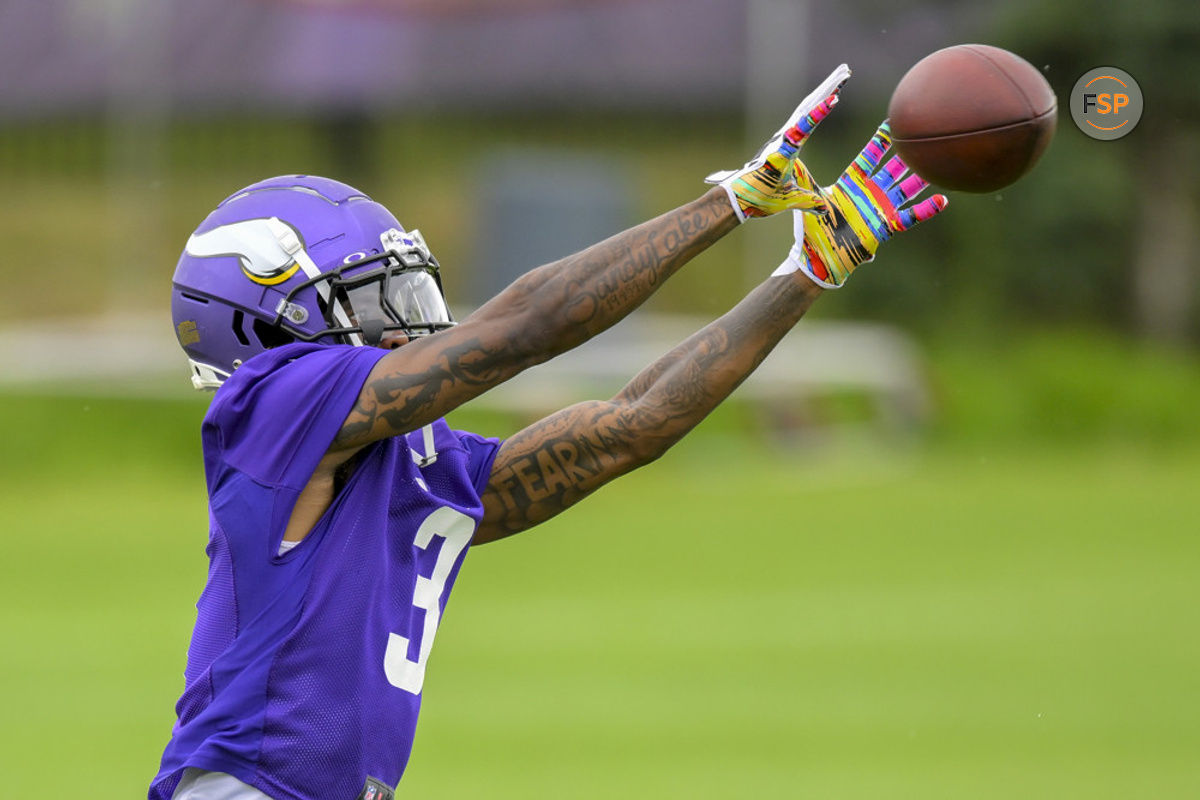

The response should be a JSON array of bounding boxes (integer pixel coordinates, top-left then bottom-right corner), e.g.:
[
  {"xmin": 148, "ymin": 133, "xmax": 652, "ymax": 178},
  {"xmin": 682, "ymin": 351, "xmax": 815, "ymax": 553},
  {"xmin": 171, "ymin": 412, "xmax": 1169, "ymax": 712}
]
[
  {"xmin": 963, "ymin": 44, "xmax": 1053, "ymax": 118},
  {"xmin": 890, "ymin": 107, "xmax": 1057, "ymax": 142}
]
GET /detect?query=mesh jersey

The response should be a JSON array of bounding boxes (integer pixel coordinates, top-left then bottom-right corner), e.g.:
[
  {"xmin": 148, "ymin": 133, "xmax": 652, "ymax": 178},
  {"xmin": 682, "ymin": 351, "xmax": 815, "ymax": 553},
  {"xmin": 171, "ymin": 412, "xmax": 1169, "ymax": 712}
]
[{"xmin": 149, "ymin": 343, "xmax": 501, "ymax": 800}]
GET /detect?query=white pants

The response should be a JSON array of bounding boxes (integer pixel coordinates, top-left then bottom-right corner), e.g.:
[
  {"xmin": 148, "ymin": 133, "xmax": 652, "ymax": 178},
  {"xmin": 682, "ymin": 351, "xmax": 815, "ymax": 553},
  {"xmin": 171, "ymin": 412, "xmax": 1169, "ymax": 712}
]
[{"xmin": 172, "ymin": 768, "xmax": 273, "ymax": 800}]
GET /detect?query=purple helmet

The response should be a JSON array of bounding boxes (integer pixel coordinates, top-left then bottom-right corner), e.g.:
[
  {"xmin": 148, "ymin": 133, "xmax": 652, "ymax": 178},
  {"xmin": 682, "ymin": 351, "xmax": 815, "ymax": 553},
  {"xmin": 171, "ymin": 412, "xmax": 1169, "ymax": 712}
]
[{"xmin": 171, "ymin": 174, "xmax": 454, "ymax": 390}]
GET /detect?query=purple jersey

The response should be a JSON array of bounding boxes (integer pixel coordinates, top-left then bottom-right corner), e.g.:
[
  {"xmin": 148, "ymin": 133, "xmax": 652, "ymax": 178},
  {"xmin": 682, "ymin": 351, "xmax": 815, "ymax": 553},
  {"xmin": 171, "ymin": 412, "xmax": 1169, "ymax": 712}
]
[{"xmin": 149, "ymin": 343, "xmax": 500, "ymax": 800}]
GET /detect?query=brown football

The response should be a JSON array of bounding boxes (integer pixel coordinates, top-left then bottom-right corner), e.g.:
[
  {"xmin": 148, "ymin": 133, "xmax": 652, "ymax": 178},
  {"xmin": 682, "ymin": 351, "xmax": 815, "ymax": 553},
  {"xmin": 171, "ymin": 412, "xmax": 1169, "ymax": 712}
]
[{"xmin": 887, "ymin": 44, "xmax": 1057, "ymax": 193}]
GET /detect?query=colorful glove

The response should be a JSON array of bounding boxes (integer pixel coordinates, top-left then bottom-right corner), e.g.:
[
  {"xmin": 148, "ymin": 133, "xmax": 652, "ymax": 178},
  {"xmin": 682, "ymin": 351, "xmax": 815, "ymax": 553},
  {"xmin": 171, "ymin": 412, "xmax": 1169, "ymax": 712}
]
[
  {"xmin": 706, "ymin": 64, "xmax": 852, "ymax": 223},
  {"xmin": 775, "ymin": 121, "xmax": 948, "ymax": 288}
]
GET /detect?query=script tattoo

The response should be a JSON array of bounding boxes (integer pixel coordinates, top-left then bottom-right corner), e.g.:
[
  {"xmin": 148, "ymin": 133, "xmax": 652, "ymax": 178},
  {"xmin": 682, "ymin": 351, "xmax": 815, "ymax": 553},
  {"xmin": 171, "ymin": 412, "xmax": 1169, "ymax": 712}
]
[
  {"xmin": 476, "ymin": 275, "xmax": 822, "ymax": 541},
  {"xmin": 484, "ymin": 403, "xmax": 636, "ymax": 529}
]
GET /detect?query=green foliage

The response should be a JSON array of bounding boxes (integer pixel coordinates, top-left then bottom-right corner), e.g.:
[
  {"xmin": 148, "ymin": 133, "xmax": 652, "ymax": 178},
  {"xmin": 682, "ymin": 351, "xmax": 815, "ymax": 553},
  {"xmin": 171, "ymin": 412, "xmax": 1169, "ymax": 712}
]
[
  {"xmin": 988, "ymin": 0, "xmax": 1200, "ymax": 344},
  {"xmin": 995, "ymin": 0, "xmax": 1200, "ymax": 124},
  {"xmin": 830, "ymin": 1, "xmax": 1199, "ymax": 341},
  {"xmin": 927, "ymin": 329, "xmax": 1200, "ymax": 445}
]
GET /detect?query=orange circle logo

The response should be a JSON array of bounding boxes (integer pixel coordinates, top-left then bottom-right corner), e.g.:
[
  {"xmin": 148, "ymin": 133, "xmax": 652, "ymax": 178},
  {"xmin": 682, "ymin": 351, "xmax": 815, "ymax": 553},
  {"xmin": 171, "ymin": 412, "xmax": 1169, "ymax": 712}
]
[{"xmin": 1070, "ymin": 67, "xmax": 1142, "ymax": 140}]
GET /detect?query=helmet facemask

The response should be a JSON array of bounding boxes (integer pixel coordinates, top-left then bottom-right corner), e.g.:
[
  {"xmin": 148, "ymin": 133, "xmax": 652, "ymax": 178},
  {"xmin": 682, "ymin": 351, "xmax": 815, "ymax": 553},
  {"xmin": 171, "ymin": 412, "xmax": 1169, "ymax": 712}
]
[{"xmin": 277, "ymin": 228, "xmax": 455, "ymax": 347}]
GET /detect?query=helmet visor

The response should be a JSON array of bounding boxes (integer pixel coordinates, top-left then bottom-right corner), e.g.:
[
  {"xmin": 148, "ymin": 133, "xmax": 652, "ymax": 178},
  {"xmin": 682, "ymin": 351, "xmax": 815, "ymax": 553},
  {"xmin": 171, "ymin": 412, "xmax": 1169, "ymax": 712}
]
[
  {"xmin": 338, "ymin": 266, "xmax": 452, "ymax": 337},
  {"xmin": 385, "ymin": 270, "xmax": 452, "ymax": 327}
]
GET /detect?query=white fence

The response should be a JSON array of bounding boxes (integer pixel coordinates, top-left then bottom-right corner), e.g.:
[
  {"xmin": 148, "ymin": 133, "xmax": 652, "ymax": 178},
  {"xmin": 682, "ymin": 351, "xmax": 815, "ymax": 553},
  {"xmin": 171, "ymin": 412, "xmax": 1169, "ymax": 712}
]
[{"xmin": 0, "ymin": 312, "xmax": 931, "ymax": 433}]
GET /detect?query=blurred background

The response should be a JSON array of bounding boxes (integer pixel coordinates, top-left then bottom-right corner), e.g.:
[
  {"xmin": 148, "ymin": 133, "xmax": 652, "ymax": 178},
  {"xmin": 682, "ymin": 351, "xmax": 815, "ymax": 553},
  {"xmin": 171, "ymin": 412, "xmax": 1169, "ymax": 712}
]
[{"xmin": 1, "ymin": 0, "xmax": 1197, "ymax": 797}]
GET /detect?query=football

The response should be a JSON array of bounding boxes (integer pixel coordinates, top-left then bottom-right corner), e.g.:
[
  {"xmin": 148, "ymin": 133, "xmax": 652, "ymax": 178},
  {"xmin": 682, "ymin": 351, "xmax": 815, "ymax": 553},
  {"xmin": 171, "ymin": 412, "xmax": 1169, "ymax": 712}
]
[{"xmin": 887, "ymin": 44, "xmax": 1057, "ymax": 193}]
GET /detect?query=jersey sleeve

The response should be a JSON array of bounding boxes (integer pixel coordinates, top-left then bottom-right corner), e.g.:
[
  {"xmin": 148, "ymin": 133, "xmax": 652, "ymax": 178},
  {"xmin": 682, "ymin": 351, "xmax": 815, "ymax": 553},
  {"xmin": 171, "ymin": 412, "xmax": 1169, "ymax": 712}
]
[
  {"xmin": 454, "ymin": 429, "xmax": 503, "ymax": 496},
  {"xmin": 204, "ymin": 343, "xmax": 387, "ymax": 491}
]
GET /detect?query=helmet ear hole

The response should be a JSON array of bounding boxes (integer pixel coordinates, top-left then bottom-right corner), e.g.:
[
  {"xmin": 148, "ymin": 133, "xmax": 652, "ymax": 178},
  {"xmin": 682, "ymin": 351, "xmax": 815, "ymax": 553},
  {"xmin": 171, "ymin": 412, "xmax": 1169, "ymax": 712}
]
[
  {"xmin": 231, "ymin": 310, "xmax": 252, "ymax": 346},
  {"xmin": 253, "ymin": 318, "xmax": 296, "ymax": 350}
]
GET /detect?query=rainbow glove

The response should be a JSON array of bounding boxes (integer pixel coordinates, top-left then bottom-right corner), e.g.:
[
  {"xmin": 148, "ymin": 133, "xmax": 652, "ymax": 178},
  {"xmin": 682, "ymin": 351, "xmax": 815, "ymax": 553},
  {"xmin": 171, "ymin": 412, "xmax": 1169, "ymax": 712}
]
[
  {"xmin": 705, "ymin": 64, "xmax": 852, "ymax": 222},
  {"xmin": 776, "ymin": 121, "xmax": 948, "ymax": 288}
]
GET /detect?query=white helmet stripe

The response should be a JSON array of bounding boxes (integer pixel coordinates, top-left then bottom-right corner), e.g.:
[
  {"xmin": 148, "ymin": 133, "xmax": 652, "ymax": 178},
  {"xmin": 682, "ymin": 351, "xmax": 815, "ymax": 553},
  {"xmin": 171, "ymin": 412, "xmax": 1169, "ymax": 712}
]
[
  {"xmin": 185, "ymin": 217, "xmax": 363, "ymax": 347},
  {"xmin": 293, "ymin": 246, "xmax": 363, "ymax": 347},
  {"xmin": 185, "ymin": 217, "xmax": 305, "ymax": 282}
]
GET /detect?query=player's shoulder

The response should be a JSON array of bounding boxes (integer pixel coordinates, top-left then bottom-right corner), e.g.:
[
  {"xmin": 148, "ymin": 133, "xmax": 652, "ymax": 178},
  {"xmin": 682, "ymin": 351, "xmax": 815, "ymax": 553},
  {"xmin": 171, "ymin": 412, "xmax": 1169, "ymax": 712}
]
[
  {"xmin": 223, "ymin": 342, "xmax": 364, "ymax": 388},
  {"xmin": 210, "ymin": 343, "xmax": 380, "ymax": 406},
  {"xmin": 202, "ymin": 342, "xmax": 385, "ymax": 443},
  {"xmin": 200, "ymin": 342, "xmax": 389, "ymax": 487}
]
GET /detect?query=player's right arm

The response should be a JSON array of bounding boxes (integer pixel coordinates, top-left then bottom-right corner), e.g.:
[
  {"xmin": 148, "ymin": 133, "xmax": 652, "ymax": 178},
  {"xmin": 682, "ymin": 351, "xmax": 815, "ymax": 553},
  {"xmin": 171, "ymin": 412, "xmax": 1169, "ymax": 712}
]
[
  {"xmin": 330, "ymin": 71, "xmax": 849, "ymax": 453},
  {"xmin": 331, "ymin": 186, "xmax": 738, "ymax": 451}
]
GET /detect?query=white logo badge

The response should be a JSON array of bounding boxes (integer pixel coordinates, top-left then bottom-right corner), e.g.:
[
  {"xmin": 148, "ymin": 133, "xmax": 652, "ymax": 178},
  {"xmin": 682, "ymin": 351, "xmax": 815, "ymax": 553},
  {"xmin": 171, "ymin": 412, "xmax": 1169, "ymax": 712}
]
[{"xmin": 186, "ymin": 217, "xmax": 305, "ymax": 286}]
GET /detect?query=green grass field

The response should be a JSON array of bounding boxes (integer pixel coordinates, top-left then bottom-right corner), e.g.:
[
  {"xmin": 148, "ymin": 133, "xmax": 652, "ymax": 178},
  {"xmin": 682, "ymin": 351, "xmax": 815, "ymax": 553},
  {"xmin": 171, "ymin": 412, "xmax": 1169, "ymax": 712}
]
[{"xmin": 2, "ymin": 384, "xmax": 1198, "ymax": 798}]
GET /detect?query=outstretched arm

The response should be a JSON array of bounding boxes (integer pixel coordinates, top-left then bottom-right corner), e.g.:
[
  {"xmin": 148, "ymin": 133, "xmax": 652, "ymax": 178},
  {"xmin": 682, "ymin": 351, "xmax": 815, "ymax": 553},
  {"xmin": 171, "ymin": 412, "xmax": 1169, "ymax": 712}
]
[
  {"xmin": 474, "ymin": 271, "xmax": 823, "ymax": 543},
  {"xmin": 474, "ymin": 117, "xmax": 949, "ymax": 544},
  {"xmin": 332, "ymin": 69, "xmax": 847, "ymax": 452},
  {"xmin": 333, "ymin": 188, "xmax": 738, "ymax": 450}
]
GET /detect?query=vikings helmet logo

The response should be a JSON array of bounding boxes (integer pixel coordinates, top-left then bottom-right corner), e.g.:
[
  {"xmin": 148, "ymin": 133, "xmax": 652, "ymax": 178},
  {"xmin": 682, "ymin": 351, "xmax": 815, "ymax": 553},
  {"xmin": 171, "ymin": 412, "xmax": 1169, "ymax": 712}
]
[{"xmin": 184, "ymin": 217, "xmax": 306, "ymax": 286}]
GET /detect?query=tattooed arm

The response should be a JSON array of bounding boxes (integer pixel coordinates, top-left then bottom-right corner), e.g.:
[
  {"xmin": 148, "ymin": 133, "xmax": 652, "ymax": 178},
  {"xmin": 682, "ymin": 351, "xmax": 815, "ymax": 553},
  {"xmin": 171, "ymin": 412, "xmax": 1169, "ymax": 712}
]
[
  {"xmin": 332, "ymin": 65, "xmax": 851, "ymax": 451},
  {"xmin": 474, "ymin": 270, "xmax": 824, "ymax": 543},
  {"xmin": 330, "ymin": 188, "xmax": 738, "ymax": 451}
]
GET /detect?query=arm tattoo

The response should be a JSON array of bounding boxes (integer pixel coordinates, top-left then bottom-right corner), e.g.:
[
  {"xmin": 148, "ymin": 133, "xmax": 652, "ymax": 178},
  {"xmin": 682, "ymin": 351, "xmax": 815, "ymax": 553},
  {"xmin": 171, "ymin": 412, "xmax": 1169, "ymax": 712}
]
[
  {"xmin": 555, "ymin": 191, "xmax": 736, "ymax": 340},
  {"xmin": 477, "ymin": 274, "xmax": 824, "ymax": 542},
  {"xmin": 335, "ymin": 189, "xmax": 738, "ymax": 449},
  {"xmin": 335, "ymin": 333, "xmax": 517, "ymax": 448},
  {"xmin": 480, "ymin": 401, "xmax": 645, "ymax": 539}
]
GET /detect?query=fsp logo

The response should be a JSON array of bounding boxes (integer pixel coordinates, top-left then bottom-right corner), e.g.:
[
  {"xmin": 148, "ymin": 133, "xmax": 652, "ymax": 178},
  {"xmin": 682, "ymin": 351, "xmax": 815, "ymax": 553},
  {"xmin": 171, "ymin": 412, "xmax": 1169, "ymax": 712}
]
[
  {"xmin": 1070, "ymin": 67, "xmax": 1143, "ymax": 140},
  {"xmin": 1083, "ymin": 84, "xmax": 1127, "ymax": 117}
]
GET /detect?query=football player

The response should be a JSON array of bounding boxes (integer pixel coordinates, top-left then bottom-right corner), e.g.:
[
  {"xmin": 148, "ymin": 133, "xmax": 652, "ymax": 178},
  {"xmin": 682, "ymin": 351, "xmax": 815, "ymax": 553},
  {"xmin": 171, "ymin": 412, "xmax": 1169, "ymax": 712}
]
[{"xmin": 150, "ymin": 65, "xmax": 945, "ymax": 800}]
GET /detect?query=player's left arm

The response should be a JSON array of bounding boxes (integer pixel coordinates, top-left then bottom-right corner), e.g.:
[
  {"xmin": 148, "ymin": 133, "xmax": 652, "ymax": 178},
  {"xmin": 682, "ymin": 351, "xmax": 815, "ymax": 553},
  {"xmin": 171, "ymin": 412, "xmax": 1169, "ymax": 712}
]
[
  {"xmin": 474, "ymin": 270, "xmax": 823, "ymax": 544},
  {"xmin": 332, "ymin": 72, "xmax": 848, "ymax": 455},
  {"xmin": 474, "ymin": 120, "xmax": 949, "ymax": 544}
]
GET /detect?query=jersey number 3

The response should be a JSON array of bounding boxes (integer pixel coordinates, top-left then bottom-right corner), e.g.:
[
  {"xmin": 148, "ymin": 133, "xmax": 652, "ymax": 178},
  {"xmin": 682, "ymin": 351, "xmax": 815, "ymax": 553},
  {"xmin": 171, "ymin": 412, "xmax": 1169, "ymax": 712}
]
[{"xmin": 383, "ymin": 506, "xmax": 474, "ymax": 694}]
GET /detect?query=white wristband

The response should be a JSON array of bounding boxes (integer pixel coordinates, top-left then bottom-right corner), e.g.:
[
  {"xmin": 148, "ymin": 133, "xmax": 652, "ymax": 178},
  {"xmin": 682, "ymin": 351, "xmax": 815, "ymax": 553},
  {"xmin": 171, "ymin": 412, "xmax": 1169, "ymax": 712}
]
[{"xmin": 772, "ymin": 243, "xmax": 840, "ymax": 289}]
